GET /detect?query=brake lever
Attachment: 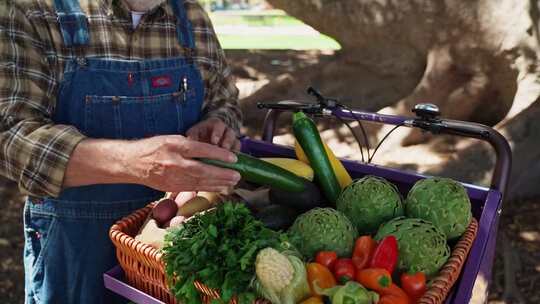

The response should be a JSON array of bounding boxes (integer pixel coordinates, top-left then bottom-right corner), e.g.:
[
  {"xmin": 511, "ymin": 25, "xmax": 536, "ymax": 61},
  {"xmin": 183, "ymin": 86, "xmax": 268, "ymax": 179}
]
[{"xmin": 257, "ymin": 86, "xmax": 341, "ymax": 116}]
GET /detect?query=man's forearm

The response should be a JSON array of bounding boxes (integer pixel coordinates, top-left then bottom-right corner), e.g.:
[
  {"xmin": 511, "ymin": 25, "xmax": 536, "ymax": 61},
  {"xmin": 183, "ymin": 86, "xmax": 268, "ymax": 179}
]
[
  {"xmin": 62, "ymin": 135, "xmax": 240, "ymax": 193},
  {"xmin": 63, "ymin": 139, "xmax": 137, "ymax": 188}
]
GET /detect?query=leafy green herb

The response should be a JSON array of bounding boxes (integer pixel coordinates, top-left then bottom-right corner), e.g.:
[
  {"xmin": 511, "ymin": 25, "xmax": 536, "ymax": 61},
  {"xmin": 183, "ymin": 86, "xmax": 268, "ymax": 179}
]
[{"xmin": 163, "ymin": 202, "xmax": 289, "ymax": 304}]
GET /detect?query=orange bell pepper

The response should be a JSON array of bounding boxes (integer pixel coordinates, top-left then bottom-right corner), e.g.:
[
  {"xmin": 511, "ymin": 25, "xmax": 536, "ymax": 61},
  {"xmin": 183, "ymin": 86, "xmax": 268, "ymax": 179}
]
[
  {"xmin": 355, "ymin": 268, "xmax": 392, "ymax": 292},
  {"xmin": 306, "ymin": 263, "xmax": 337, "ymax": 295}
]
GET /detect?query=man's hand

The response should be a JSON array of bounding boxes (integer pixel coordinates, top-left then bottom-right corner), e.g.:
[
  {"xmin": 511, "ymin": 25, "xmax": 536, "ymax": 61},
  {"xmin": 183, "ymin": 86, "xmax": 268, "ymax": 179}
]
[
  {"xmin": 64, "ymin": 135, "xmax": 241, "ymax": 193},
  {"xmin": 186, "ymin": 117, "xmax": 241, "ymax": 151},
  {"xmin": 126, "ymin": 135, "xmax": 241, "ymax": 192}
]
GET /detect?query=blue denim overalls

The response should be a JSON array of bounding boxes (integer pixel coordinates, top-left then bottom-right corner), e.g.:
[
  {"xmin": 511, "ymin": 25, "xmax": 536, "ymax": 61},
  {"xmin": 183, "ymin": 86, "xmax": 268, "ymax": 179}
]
[{"xmin": 23, "ymin": 0, "xmax": 205, "ymax": 303}]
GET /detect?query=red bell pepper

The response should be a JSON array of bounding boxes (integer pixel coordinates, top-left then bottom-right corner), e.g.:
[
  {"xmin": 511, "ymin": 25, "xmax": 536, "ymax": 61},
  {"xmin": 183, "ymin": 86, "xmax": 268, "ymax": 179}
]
[
  {"xmin": 333, "ymin": 258, "xmax": 356, "ymax": 284},
  {"xmin": 352, "ymin": 236, "xmax": 377, "ymax": 271},
  {"xmin": 315, "ymin": 251, "xmax": 338, "ymax": 270},
  {"xmin": 370, "ymin": 235, "xmax": 398, "ymax": 273},
  {"xmin": 401, "ymin": 272, "xmax": 427, "ymax": 302}
]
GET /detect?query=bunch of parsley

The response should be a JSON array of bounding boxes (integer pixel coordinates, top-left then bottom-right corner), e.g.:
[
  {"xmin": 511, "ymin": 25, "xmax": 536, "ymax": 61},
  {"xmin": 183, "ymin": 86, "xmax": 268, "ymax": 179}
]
[{"xmin": 163, "ymin": 202, "xmax": 288, "ymax": 304}]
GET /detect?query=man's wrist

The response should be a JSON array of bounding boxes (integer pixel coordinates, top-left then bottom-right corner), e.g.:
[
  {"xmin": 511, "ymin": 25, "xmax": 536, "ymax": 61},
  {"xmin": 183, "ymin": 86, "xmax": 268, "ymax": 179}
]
[{"xmin": 63, "ymin": 139, "xmax": 141, "ymax": 188}]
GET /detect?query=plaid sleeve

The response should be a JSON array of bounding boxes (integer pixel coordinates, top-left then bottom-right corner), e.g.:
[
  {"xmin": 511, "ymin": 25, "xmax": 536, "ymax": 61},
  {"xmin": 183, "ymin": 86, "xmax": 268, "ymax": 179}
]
[
  {"xmin": 188, "ymin": 1, "xmax": 243, "ymax": 134},
  {"xmin": 0, "ymin": 3, "xmax": 86, "ymax": 197}
]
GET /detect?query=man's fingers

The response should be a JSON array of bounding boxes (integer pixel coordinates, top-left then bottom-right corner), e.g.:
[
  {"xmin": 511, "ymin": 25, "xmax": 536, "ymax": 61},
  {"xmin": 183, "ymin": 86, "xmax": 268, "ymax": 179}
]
[
  {"xmin": 183, "ymin": 159, "xmax": 241, "ymax": 183},
  {"xmin": 180, "ymin": 140, "xmax": 237, "ymax": 163},
  {"xmin": 210, "ymin": 120, "xmax": 226, "ymax": 145},
  {"xmin": 189, "ymin": 186, "xmax": 231, "ymax": 193},
  {"xmin": 186, "ymin": 128, "xmax": 199, "ymax": 141},
  {"xmin": 232, "ymin": 140, "xmax": 241, "ymax": 152},
  {"xmin": 220, "ymin": 128, "xmax": 237, "ymax": 150}
]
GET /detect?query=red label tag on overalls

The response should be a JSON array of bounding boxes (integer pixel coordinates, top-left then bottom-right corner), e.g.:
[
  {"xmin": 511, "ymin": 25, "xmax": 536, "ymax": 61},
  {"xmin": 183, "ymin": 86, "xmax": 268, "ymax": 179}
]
[
  {"xmin": 151, "ymin": 75, "xmax": 172, "ymax": 88},
  {"xmin": 127, "ymin": 73, "xmax": 135, "ymax": 86}
]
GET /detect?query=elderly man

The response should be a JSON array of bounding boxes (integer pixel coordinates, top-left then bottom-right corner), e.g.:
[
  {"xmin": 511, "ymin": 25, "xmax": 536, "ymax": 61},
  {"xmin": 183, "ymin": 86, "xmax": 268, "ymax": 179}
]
[{"xmin": 0, "ymin": 0, "xmax": 243, "ymax": 303}]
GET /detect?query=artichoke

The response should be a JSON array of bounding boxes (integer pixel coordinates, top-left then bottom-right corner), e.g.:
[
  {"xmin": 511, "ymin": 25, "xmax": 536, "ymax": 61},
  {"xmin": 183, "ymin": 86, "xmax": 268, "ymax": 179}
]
[
  {"xmin": 288, "ymin": 208, "xmax": 357, "ymax": 258},
  {"xmin": 375, "ymin": 217, "xmax": 450, "ymax": 278},
  {"xmin": 405, "ymin": 177, "xmax": 472, "ymax": 240},
  {"xmin": 336, "ymin": 176, "xmax": 404, "ymax": 234}
]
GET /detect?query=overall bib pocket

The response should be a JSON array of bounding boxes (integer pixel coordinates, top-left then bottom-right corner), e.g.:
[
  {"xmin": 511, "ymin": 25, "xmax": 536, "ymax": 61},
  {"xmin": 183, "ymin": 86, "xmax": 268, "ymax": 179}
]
[{"xmin": 83, "ymin": 92, "xmax": 186, "ymax": 139}]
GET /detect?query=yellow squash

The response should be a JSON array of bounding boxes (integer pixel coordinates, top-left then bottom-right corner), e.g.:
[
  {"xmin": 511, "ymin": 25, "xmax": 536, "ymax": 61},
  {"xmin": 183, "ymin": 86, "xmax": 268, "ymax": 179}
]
[
  {"xmin": 294, "ymin": 140, "xmax": 352, "ymax": 189},
  {"xmin": 260, "ymin": 158, "xmax": 315, "ymax": 181}
]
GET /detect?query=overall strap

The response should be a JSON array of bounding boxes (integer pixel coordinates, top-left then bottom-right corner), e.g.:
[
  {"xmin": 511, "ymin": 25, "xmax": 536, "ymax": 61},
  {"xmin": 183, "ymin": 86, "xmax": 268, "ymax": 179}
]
[
  {"xmin": 54, "ymin": 0, "xmax": 90, "ymax": 47},
  {"xmin": 169, "ymin": 0, "xmax": 196, "ymax": 54}
]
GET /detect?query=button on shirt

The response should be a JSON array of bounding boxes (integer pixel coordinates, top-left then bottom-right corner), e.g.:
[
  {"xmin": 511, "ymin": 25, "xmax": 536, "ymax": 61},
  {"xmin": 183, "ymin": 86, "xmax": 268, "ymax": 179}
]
[
  {"xmin": 0, "ymin": 0, "xmax": 242, "ymax": 198},
  {"xmin": 131, "ymin": 11, "xmax": 145, "ymax": 29}
]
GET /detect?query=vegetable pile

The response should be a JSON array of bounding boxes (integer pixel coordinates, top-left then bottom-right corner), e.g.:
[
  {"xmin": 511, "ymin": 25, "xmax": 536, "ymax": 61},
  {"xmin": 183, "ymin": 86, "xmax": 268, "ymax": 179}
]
[{"xmin": 131, "ymin": 112, "xmax": 475, "ymax": 304}]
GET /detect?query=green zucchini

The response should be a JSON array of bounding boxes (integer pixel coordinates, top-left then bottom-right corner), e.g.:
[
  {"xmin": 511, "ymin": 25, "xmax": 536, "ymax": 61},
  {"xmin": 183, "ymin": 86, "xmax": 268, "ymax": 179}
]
[
  {"xmin": 199, "ymin": 153, "xmax": 307, "ymax": 193},
  {"xmin": 292, "ymin": 112, "xmax": 341, "ymax": 204}
]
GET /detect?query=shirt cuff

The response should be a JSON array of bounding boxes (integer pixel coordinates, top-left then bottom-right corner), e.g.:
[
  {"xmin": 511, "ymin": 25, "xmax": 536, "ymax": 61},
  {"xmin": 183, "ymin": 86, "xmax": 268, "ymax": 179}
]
[{"xmin": 19, "ymin": 125, "xmax": 87, "ymax": 198}]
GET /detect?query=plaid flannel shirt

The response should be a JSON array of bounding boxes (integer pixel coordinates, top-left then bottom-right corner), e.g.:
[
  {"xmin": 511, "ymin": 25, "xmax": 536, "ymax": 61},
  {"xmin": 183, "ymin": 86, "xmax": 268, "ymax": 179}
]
[{"xmin": 0, "ymin": 0, "xmax": 241, "ymax": 198}]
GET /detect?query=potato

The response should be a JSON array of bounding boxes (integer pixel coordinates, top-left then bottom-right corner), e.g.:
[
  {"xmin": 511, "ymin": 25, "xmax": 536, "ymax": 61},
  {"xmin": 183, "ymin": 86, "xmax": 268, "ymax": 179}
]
[
  {"xmin": 152, "ymin": 198, "xmax": 178, "ymax": 225},
  {"xmin": 197, "ymin": 192, "xmax": 222, "ymax": 205},
  {"xmin": 174, "ymin": 191, "xmax": 197, "ymax": 207},
  {"xmin": 177, "ymin": 196, "xmax": 213, "ymax": 218}
]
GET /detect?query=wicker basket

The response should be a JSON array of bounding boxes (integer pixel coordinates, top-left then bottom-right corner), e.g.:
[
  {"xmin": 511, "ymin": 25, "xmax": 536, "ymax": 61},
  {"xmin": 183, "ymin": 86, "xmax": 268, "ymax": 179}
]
[{"xmin": 109, "ymin": 203, "xmax": 478, "ymax": 304}]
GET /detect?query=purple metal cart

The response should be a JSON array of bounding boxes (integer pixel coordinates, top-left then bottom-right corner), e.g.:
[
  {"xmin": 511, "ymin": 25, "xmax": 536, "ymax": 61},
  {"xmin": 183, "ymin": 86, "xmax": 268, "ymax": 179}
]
[{"xmin": 104, "ymin": 104, "xmax": 512, "ymax": 304}]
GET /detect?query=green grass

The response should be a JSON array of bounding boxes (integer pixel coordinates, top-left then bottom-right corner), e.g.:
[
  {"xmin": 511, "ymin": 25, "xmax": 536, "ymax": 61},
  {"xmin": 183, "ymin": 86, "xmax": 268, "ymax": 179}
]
[
  {"xmin": 210, "ymin": 14, "xmax": 304, "ymax": 27},
  {"xmin": 209, "ymin": 11, "xmax": 341, "ymax": 50},
  {"xmin": 217, "ymin": 34, "xmax": 340, "ymax": 50}
]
